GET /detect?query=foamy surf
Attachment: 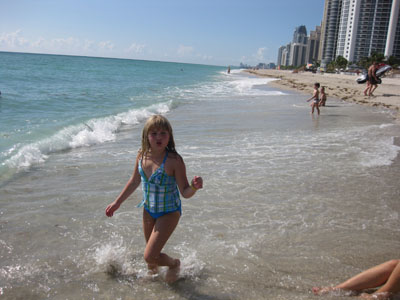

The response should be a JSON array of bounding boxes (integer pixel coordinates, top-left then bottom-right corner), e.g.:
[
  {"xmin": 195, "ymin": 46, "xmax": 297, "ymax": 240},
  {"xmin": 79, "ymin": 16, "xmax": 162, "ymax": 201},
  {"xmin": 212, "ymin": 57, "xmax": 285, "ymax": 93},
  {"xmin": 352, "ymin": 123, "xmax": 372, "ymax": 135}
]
[
  {"xmin": 1, "ymin": 101, "xmax": 173, "ymax": 173},
  {"xmin": 1, "ymin": 53, "xmax": 400, "ymax": 300},
  {"xmin": 89, "ymin": 240, "xmax": 205, "ymax": 284},
  {"xmin": 200, "ymin": 69, "xmax": 286, "ymax": 98}
]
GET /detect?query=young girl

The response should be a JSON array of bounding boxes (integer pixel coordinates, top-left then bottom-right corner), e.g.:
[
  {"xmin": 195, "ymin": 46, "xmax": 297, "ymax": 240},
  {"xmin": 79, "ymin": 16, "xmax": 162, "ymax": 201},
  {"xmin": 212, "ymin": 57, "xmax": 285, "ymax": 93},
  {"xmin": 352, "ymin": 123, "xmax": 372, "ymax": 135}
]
[
  {"xmin": 105, "ymin": 115, "xmax": 203, "ymax": 283},
  {"xmin": 306, "ymin": 82, "xmax": 320, "ymax": 115},
  {"xmin": 319, "ymin": 86, "xmax": 327, "ymax": 107}
]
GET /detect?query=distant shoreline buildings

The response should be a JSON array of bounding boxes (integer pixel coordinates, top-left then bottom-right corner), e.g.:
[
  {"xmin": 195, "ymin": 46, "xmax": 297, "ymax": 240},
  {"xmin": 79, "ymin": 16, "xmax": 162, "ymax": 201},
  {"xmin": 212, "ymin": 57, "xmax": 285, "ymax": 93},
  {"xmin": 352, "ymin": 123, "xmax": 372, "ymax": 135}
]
[{"xmin": 277, "ymin": 0, "xmax": 400, "ymax": 69}]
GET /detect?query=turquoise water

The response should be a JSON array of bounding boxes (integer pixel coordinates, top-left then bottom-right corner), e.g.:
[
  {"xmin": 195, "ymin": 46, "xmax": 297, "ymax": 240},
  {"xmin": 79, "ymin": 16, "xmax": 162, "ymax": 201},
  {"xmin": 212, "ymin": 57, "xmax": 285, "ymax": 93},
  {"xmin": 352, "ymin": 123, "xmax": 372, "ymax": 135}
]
[
  {"xmin": 0, "ymin": 52, "xmax": 399, "ymax": 299},
  {"xmin": 0, "ymin": 52, "xmax": 224, "ymax": 180}
]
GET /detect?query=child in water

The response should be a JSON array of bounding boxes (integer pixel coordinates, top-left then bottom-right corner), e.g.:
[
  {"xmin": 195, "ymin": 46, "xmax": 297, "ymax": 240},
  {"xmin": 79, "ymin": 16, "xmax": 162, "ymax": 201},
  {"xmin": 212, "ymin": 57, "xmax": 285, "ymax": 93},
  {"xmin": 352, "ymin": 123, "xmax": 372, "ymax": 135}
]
[
  {"xmin": 306, "ymin": 82, "xmax": 320, "ymax": 115},
  {"xmin": 105, "ymin": 115, "xmax": 203, "ymax": 283},
  {"xmin": 319, "ymin": 86, "xmax": 327, "ymax": 107}
]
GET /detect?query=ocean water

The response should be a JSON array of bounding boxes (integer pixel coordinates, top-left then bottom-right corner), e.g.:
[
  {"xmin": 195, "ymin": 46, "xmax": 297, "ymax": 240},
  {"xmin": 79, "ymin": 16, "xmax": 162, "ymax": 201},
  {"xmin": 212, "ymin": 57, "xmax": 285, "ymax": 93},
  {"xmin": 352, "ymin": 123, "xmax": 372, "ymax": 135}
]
[{"xmin": 0, "ymin": 52, "xmax": 399, "ymax": 299}]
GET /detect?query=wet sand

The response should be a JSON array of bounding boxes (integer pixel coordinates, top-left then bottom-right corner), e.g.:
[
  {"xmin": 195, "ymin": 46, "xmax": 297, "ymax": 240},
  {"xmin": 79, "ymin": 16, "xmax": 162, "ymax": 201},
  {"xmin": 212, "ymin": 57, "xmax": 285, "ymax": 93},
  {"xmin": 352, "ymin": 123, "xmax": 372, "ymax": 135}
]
[{"xmin": 246, "ymin": 69, "xmax": 400, "ymax": 121}]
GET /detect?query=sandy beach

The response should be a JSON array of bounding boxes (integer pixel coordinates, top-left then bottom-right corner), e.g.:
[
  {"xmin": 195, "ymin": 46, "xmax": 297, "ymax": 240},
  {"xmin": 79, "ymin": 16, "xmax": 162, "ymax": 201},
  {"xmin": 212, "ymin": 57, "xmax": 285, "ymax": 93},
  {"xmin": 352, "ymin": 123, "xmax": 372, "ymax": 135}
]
[
  {"xmin": 246, "ymin": 69, "xmax": 400, "ymax": 121},
  {"xmin": 2, "ymin": 56, "xmax": 400, "ymax": 299}
]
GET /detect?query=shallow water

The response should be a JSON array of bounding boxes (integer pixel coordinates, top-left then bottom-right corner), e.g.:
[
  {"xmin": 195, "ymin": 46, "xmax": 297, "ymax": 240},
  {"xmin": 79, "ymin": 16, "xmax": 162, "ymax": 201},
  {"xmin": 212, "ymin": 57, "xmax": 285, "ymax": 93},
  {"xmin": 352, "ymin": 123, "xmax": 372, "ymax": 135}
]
[{"xmin": 1, "ymin": 57, "xmax": 399, "ymax": 299}]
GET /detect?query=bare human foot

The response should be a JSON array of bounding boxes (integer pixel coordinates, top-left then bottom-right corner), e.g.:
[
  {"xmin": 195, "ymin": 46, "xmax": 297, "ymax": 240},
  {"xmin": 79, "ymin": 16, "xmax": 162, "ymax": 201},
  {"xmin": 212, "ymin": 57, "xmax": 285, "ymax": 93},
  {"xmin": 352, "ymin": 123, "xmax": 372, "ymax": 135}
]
[
  {"xmin": 147, "ymin": 264, "xmax": 158, "ymax": 276},
  {"xmin": 313, "ymin": 286, "xmax": 360, "ymax": 297},
  {"xmin": 312, "ymin": 286, "xmax": 337, "ymax": 295},
  {"xmin": 359, "ymin": 292, "xmax": 392, "ymax": 300},
  {"xmin": 165, "ymin": 259, "xmax": 180, "ymax": 283}
]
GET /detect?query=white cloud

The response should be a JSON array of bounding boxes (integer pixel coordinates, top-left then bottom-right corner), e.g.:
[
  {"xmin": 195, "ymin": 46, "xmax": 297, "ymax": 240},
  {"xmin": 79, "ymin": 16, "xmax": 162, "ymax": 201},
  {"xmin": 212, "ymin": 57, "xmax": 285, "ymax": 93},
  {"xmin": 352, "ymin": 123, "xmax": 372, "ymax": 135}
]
[
  {"xmin": 31, "ymin": 37, "xmax": 45, "ymax": 48},
  {"xmin": 177, "ymin": 44, "xmax": 194, "ymax": 56},
  {"xmin": 83, "ymin": 39, "xmax": 95, "ymax": 51},
  {"xmin": 255, "ymin": 47, "xmax": 266, "ymax": 61},
  {"xmin": 0, "ymin": 30, "xmax": 29, "ymax": 48},
  {"xmin": 0, "ymin": 30, "xmax": 118, "ymax": 56},
  {"xmin": 51, "ymin": 37, "xmax": 81, "ymax": 51},
  {"xmin": 202, "ymin": 55, "xmax": 213, "ymax": 61},
  {"xmin": 98, "ymin": 41, "xmax": 114, "ymax": 51},
  {"xmin": 127, "ymin": 43, "xmax": 146, "ymax": 54}
]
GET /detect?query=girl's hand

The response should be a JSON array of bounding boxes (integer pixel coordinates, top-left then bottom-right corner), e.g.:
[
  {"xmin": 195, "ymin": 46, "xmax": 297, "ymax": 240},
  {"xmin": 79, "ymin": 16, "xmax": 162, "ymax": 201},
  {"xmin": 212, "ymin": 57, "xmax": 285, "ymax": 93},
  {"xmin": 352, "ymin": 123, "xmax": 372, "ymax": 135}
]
[
  {"xmin": 191, "ymin": 176, "xmax": 203, "ymax": 190},
  {"xmin": 105, "ymin": 202, "xmax": 120, "ymax": 217}
]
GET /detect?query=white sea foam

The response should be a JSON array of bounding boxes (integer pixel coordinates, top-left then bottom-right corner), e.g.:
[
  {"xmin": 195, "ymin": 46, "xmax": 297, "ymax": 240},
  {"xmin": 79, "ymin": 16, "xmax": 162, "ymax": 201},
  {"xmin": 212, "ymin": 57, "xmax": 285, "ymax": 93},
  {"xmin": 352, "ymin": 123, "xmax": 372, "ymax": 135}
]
[
  {"xmin": 187, "ymin": 70, "xmax": 285, "ymax": 99},
  {"xmin": 359, "ymin": 134, "xmax": 400, "ymax": 167},
  {"xmin": 228, "ymin": 76, "xmax": 282, "ymax": 96},
  {"xmin": 3, "ymin": 101, "xmax": 173, "ymax": 170},
  {"xmin": 92, "ymin": 241, "xmax": 139, "ymax": 277},
  {"xmin": 187, "ymin": 122, "xmax": 399, "ymax": 170}
]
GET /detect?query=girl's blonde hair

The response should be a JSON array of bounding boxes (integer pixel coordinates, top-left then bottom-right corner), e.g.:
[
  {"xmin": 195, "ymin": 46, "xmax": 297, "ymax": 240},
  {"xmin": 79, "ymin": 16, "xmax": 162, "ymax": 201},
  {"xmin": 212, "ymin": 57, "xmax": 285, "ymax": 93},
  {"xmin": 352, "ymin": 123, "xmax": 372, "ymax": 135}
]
[{"xmin": 141, "ymin": 115, "xmax": 177, "ymax": 157}]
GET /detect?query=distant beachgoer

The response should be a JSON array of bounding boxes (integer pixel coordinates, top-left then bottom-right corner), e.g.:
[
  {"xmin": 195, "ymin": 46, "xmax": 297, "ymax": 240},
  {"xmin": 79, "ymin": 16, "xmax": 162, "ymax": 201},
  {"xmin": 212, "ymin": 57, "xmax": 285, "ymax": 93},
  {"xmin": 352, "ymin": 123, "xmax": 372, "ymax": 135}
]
[
  {"xmin": 227, "ymin": 66, "xmax": 231, "ymax": 74},
  {"xmin": 306, "ymin": 82, "xmax": 320, "ymax": 115},
  {"xmin": 364, "ymin": 62, "xmax": 379, "ymax": 96},
  {"xmin": 313, "ymin": 259, "xmax": 400, "ymax": 299},
  {"xmin": 319, "ymin": 86, "xmax": 327, "ymax": 107},
  {"xmin": 105, "ymin": 115, "xmax": 203, "ymax": 283}
]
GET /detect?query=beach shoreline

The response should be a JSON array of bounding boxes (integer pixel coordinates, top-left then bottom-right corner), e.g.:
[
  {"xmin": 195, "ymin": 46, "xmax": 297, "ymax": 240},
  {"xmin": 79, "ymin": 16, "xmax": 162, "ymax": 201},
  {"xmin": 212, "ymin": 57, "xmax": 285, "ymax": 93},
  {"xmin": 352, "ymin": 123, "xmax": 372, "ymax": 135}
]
[
  {"xmin": 1, "ymin": 55, "xmax": 400, "ymax": 299},
  {"xmin": 246, "ymin": 69, "xmax": 400, "ymax": 121}
]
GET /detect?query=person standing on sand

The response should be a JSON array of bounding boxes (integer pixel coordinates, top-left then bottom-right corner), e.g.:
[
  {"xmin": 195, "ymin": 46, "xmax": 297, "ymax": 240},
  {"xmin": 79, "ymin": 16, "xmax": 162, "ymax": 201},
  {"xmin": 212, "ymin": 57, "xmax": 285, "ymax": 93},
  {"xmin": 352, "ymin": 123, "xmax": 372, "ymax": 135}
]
[
  {"xmin": 105, "ymin": 115, "xmax": 203, "ymax": 283},
  {"xmin": 306, "ymin": 82, "xmax": 320, "ymax": 115},
  {"xmin": 319, "ymin": 86, "xmax": 327, "ymax": 107},
  {"xmin": 364, "ymin": 62, "xmax": 379, "ymax": 96},
  {"xmin": 313, "ymin": 259, "xmax": 400, "ymax": 299}
]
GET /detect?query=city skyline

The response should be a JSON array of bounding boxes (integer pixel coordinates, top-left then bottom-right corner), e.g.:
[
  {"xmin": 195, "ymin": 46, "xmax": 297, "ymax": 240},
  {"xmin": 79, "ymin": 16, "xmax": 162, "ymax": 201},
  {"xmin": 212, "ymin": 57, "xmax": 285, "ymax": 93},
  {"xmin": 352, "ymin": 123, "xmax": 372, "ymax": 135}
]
[
  {"xmin": 278, "ymin": 0, "xmax": 400, "ymax": 68},
  {"xmin": 320, "ymin": 0, "xmax": 400, "ymax": 67}
]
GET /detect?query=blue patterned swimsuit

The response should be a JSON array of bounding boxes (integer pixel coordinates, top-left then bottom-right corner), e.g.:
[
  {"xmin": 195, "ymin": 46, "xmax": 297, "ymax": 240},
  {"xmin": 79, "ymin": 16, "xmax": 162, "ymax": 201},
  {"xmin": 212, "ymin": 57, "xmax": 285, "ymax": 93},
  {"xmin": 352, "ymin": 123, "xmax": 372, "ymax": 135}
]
[{"xmin": 138, "ymin": 152, "xmax": 181, "ymax": 218}]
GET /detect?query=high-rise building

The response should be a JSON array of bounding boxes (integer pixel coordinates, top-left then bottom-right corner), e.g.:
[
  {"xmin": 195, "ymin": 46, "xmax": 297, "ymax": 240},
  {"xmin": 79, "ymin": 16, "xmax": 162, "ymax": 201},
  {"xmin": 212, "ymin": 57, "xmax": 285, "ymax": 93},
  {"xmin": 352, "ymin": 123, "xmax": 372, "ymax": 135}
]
[
  {"xmin": 335, "ymin": 0, "xmax": 359, "ymax": 61},
  {"xmin": 277, "ymin": 43, "xmax": 292, "ymax": 67},
  {"xmin": 386, "ymin": 0, "xmax": 400, "ymax": 58},
  {"xmin": 320, "ymin": 0, "xmax": 342, "ymax": 67},
  {"xmin": 277, "ymin": 46, "xmax": 286, "ymax": 66},
  {"xmin": 292, "ymin": 25, "xmax": 308, "ymax": 44},
  {"xmin": 289, "ymin": 25, "xmax": 308, "ymax": 66},
  {"xmin": 321, "ymin": 0, "xmax": 400, "ymax": 66},
  {"xmin": 278, "ymin": 25, "xmax": 321, "ymax": 67},
  {"xmin": 306, "ymin": 25, "xmax": 322, "ymax": 64}
]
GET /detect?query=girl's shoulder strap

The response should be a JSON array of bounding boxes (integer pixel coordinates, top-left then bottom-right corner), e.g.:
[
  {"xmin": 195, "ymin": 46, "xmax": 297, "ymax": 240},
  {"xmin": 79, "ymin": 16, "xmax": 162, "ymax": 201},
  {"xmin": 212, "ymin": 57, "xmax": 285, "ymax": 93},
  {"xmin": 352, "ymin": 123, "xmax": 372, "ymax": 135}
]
[
  {"xmin": 137, "ymin": 149, "xmax": 145, "ymax": 168},
  {"xmin": 162, "ymin": 151, "xmax": 168, "ymax": 164}
]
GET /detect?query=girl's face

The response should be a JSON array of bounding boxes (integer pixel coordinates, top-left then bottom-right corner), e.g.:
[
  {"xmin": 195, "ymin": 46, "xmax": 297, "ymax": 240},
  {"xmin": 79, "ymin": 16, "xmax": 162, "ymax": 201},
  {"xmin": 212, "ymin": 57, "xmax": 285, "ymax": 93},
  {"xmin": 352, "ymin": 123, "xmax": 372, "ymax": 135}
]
[{"xmin": 148, "ymin": 127, "xmax": 170, "ymax": 151}]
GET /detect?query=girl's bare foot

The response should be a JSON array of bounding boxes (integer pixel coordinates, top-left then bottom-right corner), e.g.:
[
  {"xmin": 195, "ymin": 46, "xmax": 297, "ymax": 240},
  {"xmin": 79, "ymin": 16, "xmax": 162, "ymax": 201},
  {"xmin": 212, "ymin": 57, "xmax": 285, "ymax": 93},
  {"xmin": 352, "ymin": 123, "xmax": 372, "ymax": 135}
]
[
  {"xmin": 312, "ymin": 286, "xmax": 337, "ymax": 295},
  {"xmin": 359, "ymin": 292, "xmax": 392, "ymax": 300},
  {"xmin": 165, "ymin": 259, "xmax": 180, "ymax": 283},
  {"xmin": 147, "ymin": 264, "xmax": 158, "ymax": 276},
  {"xmin": 313, "ymin": 286, "xmax": 360, "ymax": 297}
]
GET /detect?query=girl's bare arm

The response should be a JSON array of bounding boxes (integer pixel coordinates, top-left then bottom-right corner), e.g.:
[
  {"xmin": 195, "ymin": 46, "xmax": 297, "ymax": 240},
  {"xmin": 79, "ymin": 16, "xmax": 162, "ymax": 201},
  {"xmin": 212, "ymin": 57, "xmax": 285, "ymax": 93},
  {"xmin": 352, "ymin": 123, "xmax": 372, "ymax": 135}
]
[
  {"xmin": 174, "ymin": 155, "xmax": 202, "ymax": 198},
  {"xmin": 105, "ymin": 154, "xmax": 142, "ymax": 216}
]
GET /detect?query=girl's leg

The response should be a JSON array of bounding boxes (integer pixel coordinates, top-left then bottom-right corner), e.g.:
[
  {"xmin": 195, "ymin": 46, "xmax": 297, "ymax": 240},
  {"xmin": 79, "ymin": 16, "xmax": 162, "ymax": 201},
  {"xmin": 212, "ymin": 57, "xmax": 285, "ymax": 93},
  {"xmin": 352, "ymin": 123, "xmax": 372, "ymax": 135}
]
[
  {"xmin": 143, "ymin": 211, "xmax": 180, "ymax": 268},
  {"xmin": 143, "ymin": 210, "xmax": 157, "ymax": 272},
  {"xmin": 335, "ymin": 260, "xmax": 399, "ymax": 292},
  {"xmin": 375, "ymin": 260, "xmax": 400, "ymax": 294},
  {"xmin": 313, "ymin": 260, "xmax": 399, "ymax": 295}
]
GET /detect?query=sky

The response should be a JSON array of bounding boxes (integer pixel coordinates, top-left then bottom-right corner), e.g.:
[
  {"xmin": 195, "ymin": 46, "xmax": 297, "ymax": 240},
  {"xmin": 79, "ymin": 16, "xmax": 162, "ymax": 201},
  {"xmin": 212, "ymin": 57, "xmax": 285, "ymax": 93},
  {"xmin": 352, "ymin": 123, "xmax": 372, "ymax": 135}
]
[{"xmin": 0, "ymin": 0, "xmax": 325, "ymax": 66}]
